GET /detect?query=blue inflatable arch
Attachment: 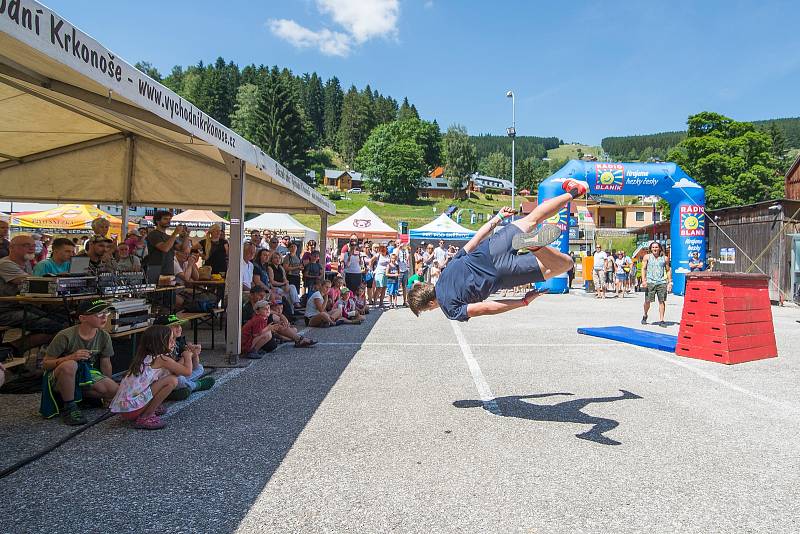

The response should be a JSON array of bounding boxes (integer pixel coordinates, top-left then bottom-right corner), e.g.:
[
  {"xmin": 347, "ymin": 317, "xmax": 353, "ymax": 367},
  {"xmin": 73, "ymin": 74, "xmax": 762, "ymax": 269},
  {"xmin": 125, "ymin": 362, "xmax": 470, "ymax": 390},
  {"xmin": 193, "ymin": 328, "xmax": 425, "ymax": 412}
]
[{"xmin": 537, "ymin": 161, "xmax": 706, "ymax": 296}]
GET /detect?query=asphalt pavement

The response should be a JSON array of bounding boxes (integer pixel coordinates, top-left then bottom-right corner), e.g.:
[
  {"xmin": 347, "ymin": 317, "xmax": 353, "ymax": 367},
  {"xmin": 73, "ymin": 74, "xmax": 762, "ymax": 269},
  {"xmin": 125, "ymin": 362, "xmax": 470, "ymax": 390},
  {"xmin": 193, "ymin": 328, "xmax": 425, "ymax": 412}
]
[{"xmin": 2, "ymin": 291, "xmax": 799, "ymax": 533}]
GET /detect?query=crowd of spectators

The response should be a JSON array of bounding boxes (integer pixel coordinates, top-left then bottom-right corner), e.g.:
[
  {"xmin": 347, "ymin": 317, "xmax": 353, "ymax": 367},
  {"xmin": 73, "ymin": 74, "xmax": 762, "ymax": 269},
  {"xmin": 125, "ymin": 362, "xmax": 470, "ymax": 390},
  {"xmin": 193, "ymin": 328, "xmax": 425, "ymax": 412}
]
[{"xmin": 1, "ymin": 208, "xmax": 476, "ymax": 426}]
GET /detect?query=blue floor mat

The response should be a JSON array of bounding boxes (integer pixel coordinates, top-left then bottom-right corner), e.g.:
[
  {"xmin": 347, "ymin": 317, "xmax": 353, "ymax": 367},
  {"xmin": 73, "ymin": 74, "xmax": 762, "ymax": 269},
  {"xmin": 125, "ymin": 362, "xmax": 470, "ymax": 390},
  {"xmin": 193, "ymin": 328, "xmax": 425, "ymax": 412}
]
[{"xmin": 577, "ymin": 326, "xmax": 677, "ymax": 353}]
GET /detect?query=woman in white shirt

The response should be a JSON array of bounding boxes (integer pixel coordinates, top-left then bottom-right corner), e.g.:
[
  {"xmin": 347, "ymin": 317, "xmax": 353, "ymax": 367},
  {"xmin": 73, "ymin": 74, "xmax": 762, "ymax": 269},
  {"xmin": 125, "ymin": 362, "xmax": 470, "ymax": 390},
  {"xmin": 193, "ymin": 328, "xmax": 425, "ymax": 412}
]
[{"xmin": 369, "ymin": 244, "xmax": 390, "ymax": 308}]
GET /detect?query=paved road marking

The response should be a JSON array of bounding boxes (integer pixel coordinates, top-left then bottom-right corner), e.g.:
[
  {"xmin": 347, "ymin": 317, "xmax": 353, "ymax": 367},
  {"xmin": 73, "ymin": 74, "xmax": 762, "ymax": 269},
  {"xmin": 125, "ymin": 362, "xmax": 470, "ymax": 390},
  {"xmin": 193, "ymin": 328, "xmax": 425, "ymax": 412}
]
[
  {"xmin": 633, "ymin": 346, "xmax": 800, "ymax": 414},
  {"xmin": 450, "ymin": 321, "xmax": 501, "ymax": 415}
]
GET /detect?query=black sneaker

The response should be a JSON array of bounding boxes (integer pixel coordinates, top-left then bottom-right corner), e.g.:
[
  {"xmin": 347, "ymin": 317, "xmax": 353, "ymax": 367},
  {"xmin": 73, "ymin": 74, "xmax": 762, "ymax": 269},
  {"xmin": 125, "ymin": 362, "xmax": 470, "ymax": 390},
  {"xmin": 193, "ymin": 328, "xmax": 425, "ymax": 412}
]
[
  {"xmin": 242, "ymin": 351, "xmax": 263, "ymax": 359},
  {"xmin": 62, "ymin": 408, "xmax": 88, "ymax": 426},
  {"xmin": 511, "ymin": 223, "xmax": 562, "ymax": 251},
  {"xmin": 641, "ymin": 315, "xmax": 648, "ymax": 325}
]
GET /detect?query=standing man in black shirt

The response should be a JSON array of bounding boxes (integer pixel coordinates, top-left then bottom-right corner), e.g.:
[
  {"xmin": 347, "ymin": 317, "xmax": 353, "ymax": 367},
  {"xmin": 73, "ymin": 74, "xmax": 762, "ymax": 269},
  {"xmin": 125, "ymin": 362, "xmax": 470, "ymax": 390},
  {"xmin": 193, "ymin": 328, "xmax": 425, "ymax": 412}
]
[{"xmin": 146, "ymin": 210, "xmax": 187, "ymax": 276}]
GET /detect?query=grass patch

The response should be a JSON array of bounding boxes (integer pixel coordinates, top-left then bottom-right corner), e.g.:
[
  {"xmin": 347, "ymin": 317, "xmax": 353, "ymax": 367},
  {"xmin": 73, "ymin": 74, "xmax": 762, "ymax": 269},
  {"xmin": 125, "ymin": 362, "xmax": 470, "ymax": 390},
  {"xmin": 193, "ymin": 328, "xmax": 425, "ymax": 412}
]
[{"xmin": 547, "ymin": 144, "xmax": 603, "ymax": 161}]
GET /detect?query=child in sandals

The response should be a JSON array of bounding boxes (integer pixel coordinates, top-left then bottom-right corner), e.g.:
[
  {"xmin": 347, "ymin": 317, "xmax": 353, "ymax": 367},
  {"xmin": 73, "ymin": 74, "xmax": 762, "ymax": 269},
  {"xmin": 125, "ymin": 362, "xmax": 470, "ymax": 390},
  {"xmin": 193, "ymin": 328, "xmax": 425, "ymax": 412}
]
[{"xmin": 109, "ymin": 325, "xmax": 192, "ymax": 429}]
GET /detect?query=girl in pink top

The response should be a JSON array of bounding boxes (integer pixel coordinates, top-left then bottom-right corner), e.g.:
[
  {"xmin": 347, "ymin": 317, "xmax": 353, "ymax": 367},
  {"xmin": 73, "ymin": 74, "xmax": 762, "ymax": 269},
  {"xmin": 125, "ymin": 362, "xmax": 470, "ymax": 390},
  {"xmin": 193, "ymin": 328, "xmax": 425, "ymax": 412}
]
[{"xmin": 110, "ymin": 325, "xmax": 192, "ymax": 430}]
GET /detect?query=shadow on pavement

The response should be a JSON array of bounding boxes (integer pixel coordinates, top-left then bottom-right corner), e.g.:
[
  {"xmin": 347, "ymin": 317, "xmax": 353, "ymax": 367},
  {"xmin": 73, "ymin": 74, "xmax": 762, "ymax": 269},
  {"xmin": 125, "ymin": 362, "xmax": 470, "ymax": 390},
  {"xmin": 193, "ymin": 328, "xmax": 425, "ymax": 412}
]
[
  {"xmin": 453, "ymin": 390, "xmax": 643, "ymax": 446},
  {"xmin": 1, "ymin": 311, "xmax": 382, "ymax": 533}
]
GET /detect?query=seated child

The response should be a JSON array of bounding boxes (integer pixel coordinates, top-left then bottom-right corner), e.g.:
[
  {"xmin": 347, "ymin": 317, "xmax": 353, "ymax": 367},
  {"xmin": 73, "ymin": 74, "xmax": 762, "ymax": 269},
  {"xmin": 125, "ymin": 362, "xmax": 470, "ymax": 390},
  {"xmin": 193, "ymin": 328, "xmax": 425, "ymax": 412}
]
[
  {"xmin": 109, "ymin": 324, "xmax": 193, "ymax": 430},
  {"xmin": 41, "ymin": 299, "xmax": 119, "ymax": 426},
  {"xmin": 268, "ymin": 300, "xmax": 317, "ymax": 347},
  {"xmin": 241, "ymin": 300, "xmax": 279, "ymax": 359},
  {"xmin": 354, "ymin": 283, "xmax": 369, "ymax": 315},
  {"xmin": 154, "ymin": 314, "xmax": 215, "ymax": 400},
  {"xmin": 340, "ymin": 287, "xmax": 364, "ymax": 323}
]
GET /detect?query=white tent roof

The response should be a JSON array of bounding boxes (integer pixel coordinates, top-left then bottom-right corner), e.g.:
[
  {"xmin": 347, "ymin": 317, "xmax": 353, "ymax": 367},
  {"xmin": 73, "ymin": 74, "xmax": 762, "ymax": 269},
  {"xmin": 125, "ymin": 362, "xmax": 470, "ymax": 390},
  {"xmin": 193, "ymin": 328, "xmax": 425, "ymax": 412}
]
[
  {"xmin": 327, "ymin": 206, "xmax": 397, "ymax": 239},
  {"xmin": 0, "ymin": 2, "xmax": 335, "ymax": 216},
  {"xmin": 244, "ymin": 212, "xmax": 318, "ymax": 240},
  {"xmin": 410, "ymin": 213, "xmax": 476, "ymax": 240}
]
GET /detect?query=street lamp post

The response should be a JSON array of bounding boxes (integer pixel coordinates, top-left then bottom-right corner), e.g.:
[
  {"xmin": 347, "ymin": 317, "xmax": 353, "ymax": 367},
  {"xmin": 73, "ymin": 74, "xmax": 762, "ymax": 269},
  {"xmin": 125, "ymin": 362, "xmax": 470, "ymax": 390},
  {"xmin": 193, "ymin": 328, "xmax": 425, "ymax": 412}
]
[{"xmin": 506, "ymin": 90, "xmax": 516, "ymax": 211}]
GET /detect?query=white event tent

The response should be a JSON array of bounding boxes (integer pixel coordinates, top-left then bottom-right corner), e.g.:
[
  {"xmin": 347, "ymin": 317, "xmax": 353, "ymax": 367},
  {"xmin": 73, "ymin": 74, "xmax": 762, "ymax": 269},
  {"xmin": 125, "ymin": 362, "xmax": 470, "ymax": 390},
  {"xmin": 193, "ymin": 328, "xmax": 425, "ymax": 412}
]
[
  {"xmin": 244, "ymin": 213, "xmax": 319, "ymax": 242},
  {"xmin": 327, "ymin": 206, "xmax": 397, "ymax": 240},
  {"xmin": 410, "ymin": 213, "xmax": 476, "ymax": 241},
  {"xmin": 0, "ymin": 2, "xmax": 335, "ymax": 361}
]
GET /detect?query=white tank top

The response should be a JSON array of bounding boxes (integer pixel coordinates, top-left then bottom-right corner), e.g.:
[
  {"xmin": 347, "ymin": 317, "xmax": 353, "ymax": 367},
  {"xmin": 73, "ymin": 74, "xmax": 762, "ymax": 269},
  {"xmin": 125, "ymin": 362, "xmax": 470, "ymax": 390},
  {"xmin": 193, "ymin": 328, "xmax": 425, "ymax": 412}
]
[{"xmin": 374, "ymin": 254, "xmax": 390, "ymax": 274}]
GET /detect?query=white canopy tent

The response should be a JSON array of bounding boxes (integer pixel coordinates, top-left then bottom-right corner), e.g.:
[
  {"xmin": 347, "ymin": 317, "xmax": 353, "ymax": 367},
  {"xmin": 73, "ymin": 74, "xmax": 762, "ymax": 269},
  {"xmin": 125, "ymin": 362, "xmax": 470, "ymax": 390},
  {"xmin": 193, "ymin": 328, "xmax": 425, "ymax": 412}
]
[
  {"xmin": 327, "ymin": 206, "xmax": 397, "ymax": 240},
  {"xmin": 0, "ymin": 2, "xmax": 335, "ymax": 361},
  {"xmin": 409, "ymin": 213, "xmax": 476, "ymax": 241},
  {"xmin": 244, "ymin": 213, "xmax": 319, "ymax": 242}
]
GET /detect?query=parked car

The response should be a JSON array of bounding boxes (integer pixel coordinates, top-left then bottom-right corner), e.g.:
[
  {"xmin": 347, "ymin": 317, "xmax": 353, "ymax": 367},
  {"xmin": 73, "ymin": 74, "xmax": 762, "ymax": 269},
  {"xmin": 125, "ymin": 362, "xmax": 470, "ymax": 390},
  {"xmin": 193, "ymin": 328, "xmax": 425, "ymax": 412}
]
[{"xmin": 347, "ymin": 188, "xmax": 362, "ymax": 194}]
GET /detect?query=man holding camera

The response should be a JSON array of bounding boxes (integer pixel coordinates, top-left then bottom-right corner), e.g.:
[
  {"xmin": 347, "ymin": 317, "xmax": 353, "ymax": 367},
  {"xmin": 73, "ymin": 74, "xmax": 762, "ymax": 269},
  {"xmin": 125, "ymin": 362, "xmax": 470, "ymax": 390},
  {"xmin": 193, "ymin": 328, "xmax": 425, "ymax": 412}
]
[{"xmin": 146, "ymin": 210, "xmax": 187, "ymax": 276}]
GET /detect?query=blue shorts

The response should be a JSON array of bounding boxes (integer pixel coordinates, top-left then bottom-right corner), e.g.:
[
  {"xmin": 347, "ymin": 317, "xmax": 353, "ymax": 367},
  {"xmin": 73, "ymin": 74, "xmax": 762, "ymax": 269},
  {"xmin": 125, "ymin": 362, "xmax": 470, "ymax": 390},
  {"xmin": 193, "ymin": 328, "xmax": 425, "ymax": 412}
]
[
  {"xmin": 387, "ymin": 280, "xmax": 399, "ymax": 295},
  {"xmin": 488, "ymin": 224, "xmax": 546, "ymax": 289}
]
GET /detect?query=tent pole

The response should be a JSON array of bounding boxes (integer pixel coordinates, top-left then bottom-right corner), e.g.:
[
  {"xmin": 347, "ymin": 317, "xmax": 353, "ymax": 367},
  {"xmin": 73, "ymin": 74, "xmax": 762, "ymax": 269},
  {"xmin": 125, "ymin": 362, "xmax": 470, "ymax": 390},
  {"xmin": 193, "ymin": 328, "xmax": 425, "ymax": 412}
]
[
  {"xmin": 221, "ymin": 151, "xmax": 246, "ymax": 364},
  {"xmin": 121, "ymin": 136, "xmax": 134, "ymax": 240},
  {"xmin": 319, "ymin": 212, "xmax": 328, "ymax": 276}
]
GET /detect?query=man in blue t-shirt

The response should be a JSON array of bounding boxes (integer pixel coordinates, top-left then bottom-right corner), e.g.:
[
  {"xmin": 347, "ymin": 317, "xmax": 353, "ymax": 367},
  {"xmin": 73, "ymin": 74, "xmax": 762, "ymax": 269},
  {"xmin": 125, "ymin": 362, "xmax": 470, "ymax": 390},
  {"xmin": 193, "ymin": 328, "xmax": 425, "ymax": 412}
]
[
  {"xmin": 407, "ymin": 179, "xmax": 588, "ymax": 321},
  {"xmin": 33, "ymin": 238, "xmax": 75, "ymax": 276}
]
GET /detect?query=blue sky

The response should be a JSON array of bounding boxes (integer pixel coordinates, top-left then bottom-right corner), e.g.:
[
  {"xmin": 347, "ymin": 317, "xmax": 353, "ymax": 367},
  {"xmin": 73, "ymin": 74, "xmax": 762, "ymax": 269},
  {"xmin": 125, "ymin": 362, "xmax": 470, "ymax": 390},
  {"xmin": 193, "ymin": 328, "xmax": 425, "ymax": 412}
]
[{"xmin": 43, "ymin": 0, "xmax": 800, "ymax": 145}]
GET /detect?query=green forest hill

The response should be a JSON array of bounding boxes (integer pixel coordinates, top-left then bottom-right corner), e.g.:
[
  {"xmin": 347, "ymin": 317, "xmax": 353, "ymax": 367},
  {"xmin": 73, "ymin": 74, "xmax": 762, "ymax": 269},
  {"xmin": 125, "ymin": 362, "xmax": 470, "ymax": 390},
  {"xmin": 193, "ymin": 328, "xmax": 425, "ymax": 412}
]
[{"xmin": 601, "ymin": 116, "xmax": 800, "ymax": 168}]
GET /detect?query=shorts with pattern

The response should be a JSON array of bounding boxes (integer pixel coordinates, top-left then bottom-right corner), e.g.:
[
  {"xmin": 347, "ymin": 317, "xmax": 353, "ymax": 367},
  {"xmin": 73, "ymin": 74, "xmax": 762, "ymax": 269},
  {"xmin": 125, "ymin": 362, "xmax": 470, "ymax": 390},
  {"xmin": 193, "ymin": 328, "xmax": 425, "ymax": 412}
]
[{"xmin": 645, "ymin": 283, "xmax": 668, "ymax": 303}]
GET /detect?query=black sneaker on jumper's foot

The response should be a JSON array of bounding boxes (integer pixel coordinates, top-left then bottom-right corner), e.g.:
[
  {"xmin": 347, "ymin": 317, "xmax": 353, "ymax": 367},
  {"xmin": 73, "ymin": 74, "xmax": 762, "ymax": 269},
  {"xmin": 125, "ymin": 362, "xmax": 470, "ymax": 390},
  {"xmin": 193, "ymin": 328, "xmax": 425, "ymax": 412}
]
[
  {"xmin": 641, "ymin": 315, "xmax": 648, "ymax": 325},
  {"xmin": 511, "ymin": 223, "xmax": 562, "ymax": 252}
]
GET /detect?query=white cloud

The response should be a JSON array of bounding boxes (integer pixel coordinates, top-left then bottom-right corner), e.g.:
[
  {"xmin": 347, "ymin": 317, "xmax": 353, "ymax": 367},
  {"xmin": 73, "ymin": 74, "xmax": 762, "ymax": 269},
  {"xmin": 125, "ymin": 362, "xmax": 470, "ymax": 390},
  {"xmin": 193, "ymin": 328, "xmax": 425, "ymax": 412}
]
[
  {"xmin": 318, "ymin": 0, "xmax": 399, "ymax": 44},
  {"xmin": 672, "ymin": 177, "xmax": 702, "ymax": 189},
  {"xmin": 268, "ymin": 19, "xmax": 351, "ymax": 57},
  {"xmin": 268, "ymin": 0, "xmax": 399, "ymax": 57}
]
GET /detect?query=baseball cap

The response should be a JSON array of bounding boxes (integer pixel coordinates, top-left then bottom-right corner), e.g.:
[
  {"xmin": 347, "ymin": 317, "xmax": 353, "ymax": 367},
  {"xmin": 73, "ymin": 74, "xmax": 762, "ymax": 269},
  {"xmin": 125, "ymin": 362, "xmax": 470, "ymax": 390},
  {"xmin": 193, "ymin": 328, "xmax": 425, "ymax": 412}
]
[
  {"xmin": 77, "ymin": 299, "xmax": 112, "ymax": 316},
  {"xmin": 254, "ymin": 300, "xmax": 271, "ymax": 311},
  {"xmin": 154, "ymin": 314, "xmax": 186, "ymax": 326}
]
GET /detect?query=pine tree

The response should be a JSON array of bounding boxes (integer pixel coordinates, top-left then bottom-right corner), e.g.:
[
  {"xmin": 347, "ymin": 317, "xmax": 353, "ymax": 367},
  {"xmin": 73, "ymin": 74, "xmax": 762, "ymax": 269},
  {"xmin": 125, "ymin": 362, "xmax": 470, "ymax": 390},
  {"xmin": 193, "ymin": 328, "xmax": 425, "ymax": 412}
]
[
  {"xmin": 134, "ymin": 61, "xmax": 162, "ymax": 81},
  {"xmin": 204, "ymin": 57, "xmax": 238, "ymax": 127},
  {"xmin": 398, "ymin": 97, "xmax": 419, "ymax": 121},
  {"xmin": 304, "ymin": 73, "xmax": 325, "ymax": 146},
  {"xmin": 373, "ymin": 94, "xmax": 398, "ymax": 125},
  {"xmin": 230, "ymin": 83, "xmax": 260, "ymax": 142},
  {"xmin": 323, "ymin": 77, "xmax": 344, "ymax": 147},
  {"xmin": 253, "ymin": 71, "xmax": 309, "ymax": 179},
  {"xmin": 337, "ymin": 86, "xmax": 375, "ymax": 167}
]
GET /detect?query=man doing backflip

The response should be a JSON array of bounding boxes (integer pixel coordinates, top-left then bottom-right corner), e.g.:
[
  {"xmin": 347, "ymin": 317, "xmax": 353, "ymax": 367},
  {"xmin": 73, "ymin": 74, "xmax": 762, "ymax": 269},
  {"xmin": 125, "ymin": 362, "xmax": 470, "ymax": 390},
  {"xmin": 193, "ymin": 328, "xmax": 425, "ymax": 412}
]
[{"xmin": 407, "ymin": 179, "xmax": 589, "ymax": 321}]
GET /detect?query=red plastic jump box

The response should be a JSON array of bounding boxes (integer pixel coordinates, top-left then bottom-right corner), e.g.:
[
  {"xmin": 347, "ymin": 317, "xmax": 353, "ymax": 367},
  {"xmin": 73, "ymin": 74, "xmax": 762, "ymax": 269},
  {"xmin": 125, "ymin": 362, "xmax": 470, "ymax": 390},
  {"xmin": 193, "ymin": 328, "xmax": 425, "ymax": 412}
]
[{"xmin": 676, "ymin": 272, "xmax": 777, "ymax": 365}]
